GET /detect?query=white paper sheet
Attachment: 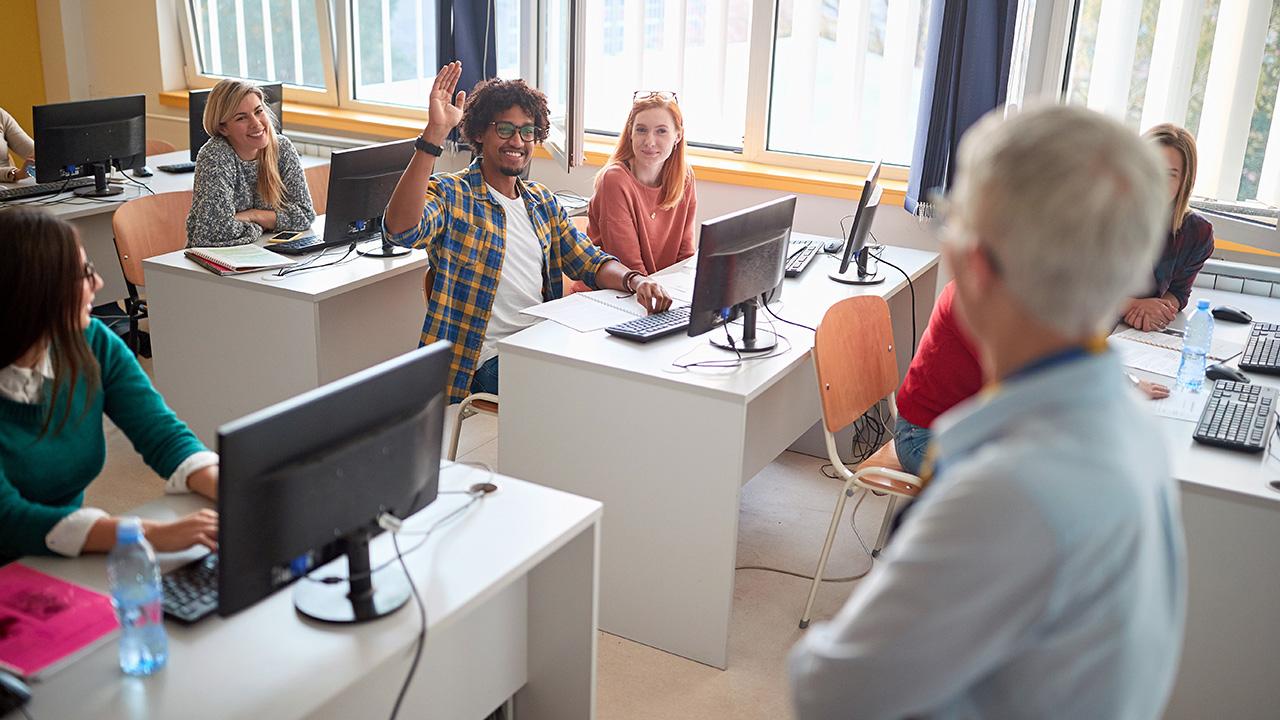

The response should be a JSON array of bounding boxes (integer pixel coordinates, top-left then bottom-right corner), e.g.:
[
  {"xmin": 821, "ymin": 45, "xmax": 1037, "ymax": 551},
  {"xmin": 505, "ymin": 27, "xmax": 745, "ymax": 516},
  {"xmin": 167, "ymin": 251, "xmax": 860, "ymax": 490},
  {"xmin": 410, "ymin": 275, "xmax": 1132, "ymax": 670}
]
[
  {"xmin": 1112, "ymin": 327, "xmax": 1243, "ymax": 362},
  {"xmin": 520, "ymin": 290, "xmax": 644, "ymax": 332},
  {"xmin": 1148, "ymin": 389, "xmax": 1209, "ymax": 422},
  {"xmin": 1109, "ymin": 336, "xmax": 1182, "ymax": 377}
]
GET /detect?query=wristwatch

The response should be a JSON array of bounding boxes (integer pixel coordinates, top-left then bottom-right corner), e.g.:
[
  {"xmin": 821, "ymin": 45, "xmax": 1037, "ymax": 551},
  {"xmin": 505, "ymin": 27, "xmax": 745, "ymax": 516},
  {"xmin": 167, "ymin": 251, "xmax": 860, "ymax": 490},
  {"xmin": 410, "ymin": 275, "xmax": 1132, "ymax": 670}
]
[{"xmin": 414, "ymin": 137, "xmax": 444, "ymax": 157}]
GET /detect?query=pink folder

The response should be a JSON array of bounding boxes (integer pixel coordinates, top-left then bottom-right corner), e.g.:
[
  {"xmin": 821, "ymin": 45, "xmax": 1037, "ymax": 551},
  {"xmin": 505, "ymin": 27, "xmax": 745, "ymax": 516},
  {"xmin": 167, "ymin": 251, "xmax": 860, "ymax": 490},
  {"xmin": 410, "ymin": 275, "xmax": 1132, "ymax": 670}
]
[{"xmin": 0, "ymin": 563, "xmax": 119, "ymax": 679}]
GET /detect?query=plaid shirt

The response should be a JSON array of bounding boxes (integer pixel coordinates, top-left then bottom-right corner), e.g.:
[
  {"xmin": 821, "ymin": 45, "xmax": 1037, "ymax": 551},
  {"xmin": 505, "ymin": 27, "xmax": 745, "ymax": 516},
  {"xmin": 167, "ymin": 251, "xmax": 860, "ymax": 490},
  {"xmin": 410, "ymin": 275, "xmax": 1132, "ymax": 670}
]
[
  {"xmin": 1150, "ymin": 211, "xmax": 1214, "ymax": 310},
  {"xmin": 387, "ymin": 158, "xmax": 615, "ymax": 403}
]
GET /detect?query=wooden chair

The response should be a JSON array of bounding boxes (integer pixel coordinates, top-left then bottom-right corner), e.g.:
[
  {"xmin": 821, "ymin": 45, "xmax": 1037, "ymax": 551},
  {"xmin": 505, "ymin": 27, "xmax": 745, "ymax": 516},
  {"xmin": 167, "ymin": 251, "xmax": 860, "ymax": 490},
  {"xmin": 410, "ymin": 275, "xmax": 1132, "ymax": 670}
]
[
  {"xmin": 422, "ymin": 268, "xmax": 500, "ymax": 460},
  {"xmin": 146, "ymin": 138, "xmax": 177, "ymax": 156},
  {"xmin": 111, "ymin": 190, "xmax": 194, "ymax": 357},
  {"xmin": 798, "ymin": 295, "xmax": 924, "ymax": 629},
  {"xmin": 305, "ymin": 164, "xmax": 330, "ymax": 216}
]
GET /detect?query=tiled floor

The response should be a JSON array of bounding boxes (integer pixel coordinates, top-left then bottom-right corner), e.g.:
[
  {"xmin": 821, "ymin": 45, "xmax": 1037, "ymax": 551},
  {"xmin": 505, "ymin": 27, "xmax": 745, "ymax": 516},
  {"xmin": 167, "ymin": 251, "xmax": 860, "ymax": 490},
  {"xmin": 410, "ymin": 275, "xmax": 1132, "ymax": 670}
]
[{"xmin": 90, "ymin": 383, "xmax": 886, "ymax": 720}]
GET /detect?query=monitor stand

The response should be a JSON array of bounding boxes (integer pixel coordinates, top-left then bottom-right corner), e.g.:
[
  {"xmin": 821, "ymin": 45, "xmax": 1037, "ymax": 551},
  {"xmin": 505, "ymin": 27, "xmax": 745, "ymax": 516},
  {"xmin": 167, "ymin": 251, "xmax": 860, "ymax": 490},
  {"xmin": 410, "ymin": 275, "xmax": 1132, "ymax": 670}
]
[
  {"xmin": 357, "ymin": 236, "xmax": 411, "ymax": 258},
  {"xmin": 710, "ymin": 298, "xmax": 776, "ymax": 353},
  {"xmin": 829, "ymin": 249, "xmax": 885, "ymax": 286},
  {"xmin": 73, "ymin": 163, "xmax": 123, "ymax": 198},
  {"xmin": 293, "ymin": 529, "xmax": 411, "ymax": 623}
]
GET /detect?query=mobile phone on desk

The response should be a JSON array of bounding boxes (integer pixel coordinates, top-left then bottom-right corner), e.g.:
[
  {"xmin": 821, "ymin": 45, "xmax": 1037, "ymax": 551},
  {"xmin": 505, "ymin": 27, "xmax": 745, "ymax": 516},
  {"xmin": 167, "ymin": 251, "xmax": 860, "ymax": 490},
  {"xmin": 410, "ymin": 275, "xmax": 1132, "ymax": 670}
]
[{"xmin": 269, "ymin": 230, "xmax": 313, "ymax": 243}]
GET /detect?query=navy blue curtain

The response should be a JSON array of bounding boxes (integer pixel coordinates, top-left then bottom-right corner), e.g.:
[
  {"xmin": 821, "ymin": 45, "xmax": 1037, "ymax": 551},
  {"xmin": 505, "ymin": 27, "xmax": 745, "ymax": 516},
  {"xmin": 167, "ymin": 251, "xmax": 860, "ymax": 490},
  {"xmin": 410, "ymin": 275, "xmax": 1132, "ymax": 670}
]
[
  {"xmin": 437, "ymin": 0, "xmax": 498, "ymax": 146},
  {"xmin": 905, "ymin": 0, "xmax": 1020, "ymax": 216}
]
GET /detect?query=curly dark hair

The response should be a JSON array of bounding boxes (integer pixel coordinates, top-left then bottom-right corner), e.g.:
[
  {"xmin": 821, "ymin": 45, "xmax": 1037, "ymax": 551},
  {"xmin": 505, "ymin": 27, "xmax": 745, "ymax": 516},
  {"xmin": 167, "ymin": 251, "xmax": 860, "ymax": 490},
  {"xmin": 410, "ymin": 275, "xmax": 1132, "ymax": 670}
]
[{"xmin": 461, "ymin": 78, "xmax": 550, "ymax": 154}]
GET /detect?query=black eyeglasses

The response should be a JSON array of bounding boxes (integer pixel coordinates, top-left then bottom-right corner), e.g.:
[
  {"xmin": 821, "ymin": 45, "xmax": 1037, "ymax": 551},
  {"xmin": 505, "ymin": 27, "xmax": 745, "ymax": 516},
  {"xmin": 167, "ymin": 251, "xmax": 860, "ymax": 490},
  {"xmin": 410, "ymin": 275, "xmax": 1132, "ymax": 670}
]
[
  {"xmin": 83, "ymin": 260, "xmax": 97, "ymax": 280},
  {"xmin": 490, "ymin": 121, "xmax": 537, "ymax": 141},
  {"xmin": 633, "ymin": 90, "xmax": 678, "ymax": 103}
]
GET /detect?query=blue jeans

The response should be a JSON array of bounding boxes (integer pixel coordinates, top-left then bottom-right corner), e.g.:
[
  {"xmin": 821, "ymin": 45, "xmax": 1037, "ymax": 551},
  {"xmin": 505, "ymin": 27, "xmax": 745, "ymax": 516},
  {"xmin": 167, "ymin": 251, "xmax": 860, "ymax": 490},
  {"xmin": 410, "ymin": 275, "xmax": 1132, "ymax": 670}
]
[
  {"xmin": 893, "ymin": 416, "xmax": 931, "ymax": 477},
  {"xmin": 470, "ymin": 356, "xmax": 499, "ymax": 395}
]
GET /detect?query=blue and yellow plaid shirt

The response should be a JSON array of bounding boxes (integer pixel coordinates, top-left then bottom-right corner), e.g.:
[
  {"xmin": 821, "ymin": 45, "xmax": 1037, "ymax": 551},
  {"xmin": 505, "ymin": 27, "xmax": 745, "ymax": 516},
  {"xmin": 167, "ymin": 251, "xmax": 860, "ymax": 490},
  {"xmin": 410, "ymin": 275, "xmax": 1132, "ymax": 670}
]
[{"xmin": 387, "ymin": 158, "xmax": 615, "ymax": 403}]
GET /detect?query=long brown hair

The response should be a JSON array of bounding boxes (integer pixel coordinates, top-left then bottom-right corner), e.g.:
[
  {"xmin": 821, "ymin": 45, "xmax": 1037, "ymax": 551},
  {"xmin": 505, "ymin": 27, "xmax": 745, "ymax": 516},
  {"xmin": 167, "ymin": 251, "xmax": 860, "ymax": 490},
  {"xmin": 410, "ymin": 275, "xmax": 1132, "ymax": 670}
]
[
  {"xmin": 0, "ymin": 207, "xmax": 99, "ymax": 436},
  {"xmin": 1144, "ymin": 123, "xmax": 1198, "ymax": 232},
  {"xmin": 204, "ymin": 79, "xmax": 284, "ymax": 207},
  {"xmin": 599, "ymin": 96, "xmax": 690, "ymax": 210}
]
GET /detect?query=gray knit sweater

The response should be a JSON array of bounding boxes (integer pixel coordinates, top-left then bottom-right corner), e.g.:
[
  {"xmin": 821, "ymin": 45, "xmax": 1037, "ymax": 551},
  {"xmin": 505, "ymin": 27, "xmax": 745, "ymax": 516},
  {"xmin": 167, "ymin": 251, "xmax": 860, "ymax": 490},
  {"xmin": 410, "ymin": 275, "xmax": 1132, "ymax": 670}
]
[{"xmin": 186, "ymin": 134, "xmax": 315, "ymax": 247}]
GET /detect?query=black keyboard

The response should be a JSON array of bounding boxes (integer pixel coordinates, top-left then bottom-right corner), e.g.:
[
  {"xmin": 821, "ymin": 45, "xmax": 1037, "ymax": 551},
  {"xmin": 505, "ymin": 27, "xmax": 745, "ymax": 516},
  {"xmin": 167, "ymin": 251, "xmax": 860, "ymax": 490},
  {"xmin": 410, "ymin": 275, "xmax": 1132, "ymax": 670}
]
[
  {"xmin": 1239, "ymin": 323, "xmax": 1280, "ymax": 375},
  {"xmin": 0, "ymin": 177, "xmax": 97, "ymax": 201},
  {"xmin": 162, "ymin": 553, "xmax": 219, "ymax": 623},
  {"xmin": 157, "ymin": 161, "xmax": 197, "ymax": 173},
  {"xmin": 606, "ymin": 306, "xmax": 692, "ymax": 342},
  {"xmin": 1193, "ymin": 380, "xmax": 1278, "ymax": 453},
  {"xmin": 269, "ymin": 233, "xmax": 379, "ymax": 255},
  {"xmin": 785, "ymin": 239, "xmax": 821, "ymax": 277}
]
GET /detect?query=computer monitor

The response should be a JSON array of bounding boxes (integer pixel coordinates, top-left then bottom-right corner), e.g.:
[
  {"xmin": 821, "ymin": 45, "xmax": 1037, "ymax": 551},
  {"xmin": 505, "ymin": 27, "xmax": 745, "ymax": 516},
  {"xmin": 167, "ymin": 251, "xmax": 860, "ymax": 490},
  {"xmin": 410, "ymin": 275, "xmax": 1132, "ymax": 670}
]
[
  {"xmin": 188, "ymin": 82, "xmax": 283, "ymax": 161},
  {"xmin": 216, "ymin": 340, "xmax": 449, "ymax": 623},
  {"xmin": 830, "ymin": 160, "xmax": 884, "ymax": 285},
  {"xmin": 326, "ymin": 138, "xmax": 415, "ymax": 258},
  {"xmin": 33, "ymin": 94, "xmax": 146, "ymax": 197},
  {"xmin": 687, "ymin": 195, "xmax": 797, "ymax": 353}
]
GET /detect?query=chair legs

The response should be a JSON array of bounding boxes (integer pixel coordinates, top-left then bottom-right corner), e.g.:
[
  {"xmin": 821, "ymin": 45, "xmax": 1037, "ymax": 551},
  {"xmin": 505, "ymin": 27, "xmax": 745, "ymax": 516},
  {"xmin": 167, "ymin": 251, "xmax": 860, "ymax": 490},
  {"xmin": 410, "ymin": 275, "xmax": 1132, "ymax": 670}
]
[
  {"xmin": 799, "ymin": 477, "xmax": 858, "ymax": 629},
  {"xmin": 446, "ymin": 393, "xmax": 499, "ymax": 462},
  {"xmin": 871, "ymin": 495, "xmax": 898, "ymax": 558}
]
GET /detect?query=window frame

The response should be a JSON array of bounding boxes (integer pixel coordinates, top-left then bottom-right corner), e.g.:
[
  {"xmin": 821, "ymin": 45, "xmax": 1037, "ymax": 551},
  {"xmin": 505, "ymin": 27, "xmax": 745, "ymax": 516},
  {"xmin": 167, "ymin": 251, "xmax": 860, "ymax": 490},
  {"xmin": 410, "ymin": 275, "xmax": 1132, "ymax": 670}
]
[{"xmin": 177, "ymin": 0, "xmax": 341, "ymax": 106}]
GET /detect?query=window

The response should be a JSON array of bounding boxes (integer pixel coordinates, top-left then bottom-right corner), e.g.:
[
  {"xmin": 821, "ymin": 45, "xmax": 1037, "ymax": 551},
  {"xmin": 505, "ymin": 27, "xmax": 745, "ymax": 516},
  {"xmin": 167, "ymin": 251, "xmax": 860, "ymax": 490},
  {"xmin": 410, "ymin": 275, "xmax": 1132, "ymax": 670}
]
[
  {"xmin": 583, "ymin": 0, "xmax": 752, "ymax": 149},
  {"xmin": 351, "ymin": 0, "xmax": 437, "ymax": 107},
  {"xmin": 187, "ymin": 0, "xmax": 327, "ymax": 88},
  {"xmin": 1065, "ymin": 0, "xmax": 1280, "ymax": 234},
  {"xmin": 766, "ymin": 0, "xmax": 933, "ymax": 165}
]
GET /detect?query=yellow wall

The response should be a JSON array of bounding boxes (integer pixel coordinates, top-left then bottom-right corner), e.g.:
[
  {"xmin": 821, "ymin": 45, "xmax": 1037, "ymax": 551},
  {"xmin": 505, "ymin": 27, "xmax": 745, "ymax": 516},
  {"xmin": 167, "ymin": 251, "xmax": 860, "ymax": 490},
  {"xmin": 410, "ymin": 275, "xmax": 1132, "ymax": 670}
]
[{"xmin": 1, "ymin": 0, "xmax": 46, "ymax": 134}]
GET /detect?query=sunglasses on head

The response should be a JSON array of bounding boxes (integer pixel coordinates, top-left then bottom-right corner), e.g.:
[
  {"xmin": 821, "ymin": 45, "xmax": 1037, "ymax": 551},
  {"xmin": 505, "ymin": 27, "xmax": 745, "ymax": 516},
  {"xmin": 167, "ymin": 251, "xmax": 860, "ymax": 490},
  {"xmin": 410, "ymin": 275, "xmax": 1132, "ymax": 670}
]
[{"xmin": 633, "ymin": 90, "xmax": 678, "ymax": 103}]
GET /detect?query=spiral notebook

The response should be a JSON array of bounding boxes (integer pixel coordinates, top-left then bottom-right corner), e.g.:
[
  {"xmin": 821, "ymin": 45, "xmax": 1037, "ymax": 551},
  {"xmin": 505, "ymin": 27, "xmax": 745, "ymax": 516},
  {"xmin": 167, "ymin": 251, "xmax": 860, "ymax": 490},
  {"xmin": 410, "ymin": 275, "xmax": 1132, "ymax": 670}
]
[
  {"xmin": 1111, "ymin": 327, "xmax": 1243, "ymax": 362},
  {"xmin": 521, "ymin": 290, "xmax": 656, "ymax": 332},
  {"xmin": 185, "ymin": 244, "xmax": 293, "ymax": 276}
]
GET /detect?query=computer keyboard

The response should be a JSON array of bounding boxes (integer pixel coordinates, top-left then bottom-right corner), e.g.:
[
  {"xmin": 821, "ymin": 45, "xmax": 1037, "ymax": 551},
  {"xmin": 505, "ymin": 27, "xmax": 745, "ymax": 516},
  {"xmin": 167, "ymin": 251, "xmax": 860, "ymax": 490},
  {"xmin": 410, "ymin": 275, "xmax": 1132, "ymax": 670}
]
[
  {"xmin": 162, "ymin": 552, "xmax": 219, "ymax": 623},
  {"xmin": 157, "ymin": 161, "xmax": 197, "ymax": 174},
  {"xmin": 0, "ymin": 177, "xmax": 97, "ymax": 202},
  {"xmin": 268, "ymin": 235, "xmax": 327, "ymax": 255},
  {"xmin": 1239, "ymin": 323, "xmax": 1280, "ymax": 375},
  {"xmin": 785, "ymin": 239, "xmax": 822, "ymax": 277},
  {"xmin": 606, "ymin": 305, "xmax": 692, "ymax": 342},
  {"xmin": 1192, "ymin": 380, "xmax": 1278, "ymax": 453}
]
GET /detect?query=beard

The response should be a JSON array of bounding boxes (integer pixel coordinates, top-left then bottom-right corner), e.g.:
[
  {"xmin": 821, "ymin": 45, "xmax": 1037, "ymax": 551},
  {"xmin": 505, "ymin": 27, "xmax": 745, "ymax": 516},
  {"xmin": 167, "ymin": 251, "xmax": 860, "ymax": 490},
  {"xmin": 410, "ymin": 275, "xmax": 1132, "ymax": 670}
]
[{"xmin": 499, "ymin": 163, "xmax": 527, "ymax": 177}]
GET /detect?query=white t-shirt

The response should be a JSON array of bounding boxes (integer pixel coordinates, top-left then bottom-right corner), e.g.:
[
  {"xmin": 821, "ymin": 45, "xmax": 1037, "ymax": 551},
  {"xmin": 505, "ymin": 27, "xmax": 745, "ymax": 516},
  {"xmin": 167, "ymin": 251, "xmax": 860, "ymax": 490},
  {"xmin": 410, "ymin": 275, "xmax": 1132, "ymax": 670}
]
[{"xmin": 479, "ymin": 184, "xmax": 545, "ymax": 365}]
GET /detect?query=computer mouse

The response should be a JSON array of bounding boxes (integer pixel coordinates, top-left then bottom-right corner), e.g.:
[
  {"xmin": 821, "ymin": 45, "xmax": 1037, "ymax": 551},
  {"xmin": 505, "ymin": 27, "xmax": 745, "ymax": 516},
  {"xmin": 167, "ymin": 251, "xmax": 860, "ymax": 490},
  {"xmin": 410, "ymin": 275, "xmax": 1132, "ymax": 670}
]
[
  {"xmin": 0, "ymin": 669, "xmax": 32, "ymax": 713},
  {"xmin": 1205, "ymin": 364, "xmax": 1249, "ymax": 383},
  {"xmin": 1211, "ymin": 305, "xmax": 1252, "ymax": 323},
  {"xmin": 822, "ymin": 239, "xmax": 844, "ymax": 253},
  {"xmin": 133, "ymin": 165, "xmax": 153, "ymax": 178}
]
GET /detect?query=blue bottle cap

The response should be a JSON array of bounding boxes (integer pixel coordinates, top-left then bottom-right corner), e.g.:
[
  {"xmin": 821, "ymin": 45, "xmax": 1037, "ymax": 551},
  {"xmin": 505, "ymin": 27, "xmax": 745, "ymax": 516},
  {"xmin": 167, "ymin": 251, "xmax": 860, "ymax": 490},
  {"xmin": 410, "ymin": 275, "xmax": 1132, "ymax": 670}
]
[
  {"xmin": 116, "ymin": 516, "xmax": 143, "ymax": 544},
  {"xmin": 1197, "ymin": 299, "xmax": 1210, "ymax": 310}
]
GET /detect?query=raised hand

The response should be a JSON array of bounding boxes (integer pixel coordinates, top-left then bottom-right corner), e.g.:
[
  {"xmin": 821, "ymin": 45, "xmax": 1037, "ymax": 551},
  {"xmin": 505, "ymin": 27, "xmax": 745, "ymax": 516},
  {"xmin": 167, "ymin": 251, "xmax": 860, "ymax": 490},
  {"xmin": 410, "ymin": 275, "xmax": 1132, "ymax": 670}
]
[{"xmin": 424, "ymin": 61, "xmax": 466, "ymax": 143}]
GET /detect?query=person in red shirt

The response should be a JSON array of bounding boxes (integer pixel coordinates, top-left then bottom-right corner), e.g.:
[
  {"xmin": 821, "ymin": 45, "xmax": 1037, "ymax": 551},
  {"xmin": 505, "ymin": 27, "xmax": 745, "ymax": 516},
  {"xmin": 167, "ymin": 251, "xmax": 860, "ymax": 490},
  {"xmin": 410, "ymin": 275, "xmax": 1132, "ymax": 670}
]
[
  {"xmin": 894, "ymin": 281, "xmax": 1170, "ymax": 475},
  {"xmin": 586, "ymin": 91, "xmax": 697, "ymax": 275}
]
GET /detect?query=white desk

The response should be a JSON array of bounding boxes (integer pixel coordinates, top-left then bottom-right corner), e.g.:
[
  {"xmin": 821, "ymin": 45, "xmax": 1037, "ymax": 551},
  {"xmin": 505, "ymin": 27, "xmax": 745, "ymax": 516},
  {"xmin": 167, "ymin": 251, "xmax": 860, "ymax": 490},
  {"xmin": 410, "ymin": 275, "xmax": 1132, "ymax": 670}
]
[
  {"xmin": 6, "ymin": 463, "xmax": 601, "ymax": 720},
  {"xmin": 1122, "ymin": 288, "xmax": 1280, "ymax": 720},
  {"xmin": 0, "ymin": 150, "xmax": 328, "ymax": 306},
  {"xmin": 144, "ymin": 217, "xmax": 428, "ymax": 445},
  {"xmin": 497, "ymin": 239, "xmax": 940, "ymax": 668}
]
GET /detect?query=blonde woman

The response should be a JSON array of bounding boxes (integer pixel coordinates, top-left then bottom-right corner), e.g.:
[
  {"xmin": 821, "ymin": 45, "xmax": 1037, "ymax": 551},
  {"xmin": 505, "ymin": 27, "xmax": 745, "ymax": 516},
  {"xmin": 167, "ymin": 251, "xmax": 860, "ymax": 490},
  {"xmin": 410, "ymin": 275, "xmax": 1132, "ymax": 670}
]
[
  {"xmin": 1123, "ymin": 123, "xmax": 1214, "ymax": 331},
  {"xmin": 586, "ymin": 91, "xmax": 697, "ymax": 274},
  {"xmin": 186, "ymin": 80, "xmax": 314, "ymax": 247}
]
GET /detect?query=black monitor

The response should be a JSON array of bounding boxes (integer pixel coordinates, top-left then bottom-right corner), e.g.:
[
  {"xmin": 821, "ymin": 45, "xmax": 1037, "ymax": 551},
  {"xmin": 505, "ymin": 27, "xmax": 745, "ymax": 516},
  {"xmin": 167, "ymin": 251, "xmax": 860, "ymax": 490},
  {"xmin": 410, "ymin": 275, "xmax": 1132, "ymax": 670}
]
[
  {"xmin": 831, "ymin": 160, "xmax": 884, "ymax": 285},
  {"xmin": 327, "ymin": 138, "xmax": 415, "ymax": 258},
  {"xmin": 687, "ymin": 195, "xmax": 797, "ymax": 353},
  {"xmin": 215, "ymin": 340, "xmax": 450, "ymax": 623},
  {"xmin": 188, "ymin": 82, "xmax": 283, "ymax": 161},
  {"xmin": 33, "ymin": 94, "xmax": 146, "ymax": 197}
]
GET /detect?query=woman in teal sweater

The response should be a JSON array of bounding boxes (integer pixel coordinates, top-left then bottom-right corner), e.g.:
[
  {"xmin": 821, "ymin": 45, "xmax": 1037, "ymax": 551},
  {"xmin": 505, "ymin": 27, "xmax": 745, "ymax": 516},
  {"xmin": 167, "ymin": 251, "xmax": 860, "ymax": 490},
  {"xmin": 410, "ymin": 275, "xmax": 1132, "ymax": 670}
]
[{"xmin": 0, "ymin": 207, "xmax": 218, "ymax": 564}]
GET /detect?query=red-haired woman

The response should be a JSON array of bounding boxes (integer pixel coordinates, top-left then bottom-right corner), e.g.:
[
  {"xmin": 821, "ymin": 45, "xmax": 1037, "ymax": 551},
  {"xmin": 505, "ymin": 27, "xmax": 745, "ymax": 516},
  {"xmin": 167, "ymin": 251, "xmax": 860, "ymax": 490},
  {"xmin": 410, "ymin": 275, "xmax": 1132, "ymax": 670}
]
[{"xmin": 587, "ymin": 91, "xmax": 697, "ymax": 274}]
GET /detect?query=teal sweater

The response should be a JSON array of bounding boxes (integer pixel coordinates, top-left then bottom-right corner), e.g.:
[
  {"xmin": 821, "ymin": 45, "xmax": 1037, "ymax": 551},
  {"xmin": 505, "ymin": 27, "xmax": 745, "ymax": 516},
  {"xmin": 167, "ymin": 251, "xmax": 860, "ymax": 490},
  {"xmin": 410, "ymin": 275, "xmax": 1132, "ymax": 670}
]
[{"xmin": 0, "ymin": 319, "xmax": 207, "ymax": 562}]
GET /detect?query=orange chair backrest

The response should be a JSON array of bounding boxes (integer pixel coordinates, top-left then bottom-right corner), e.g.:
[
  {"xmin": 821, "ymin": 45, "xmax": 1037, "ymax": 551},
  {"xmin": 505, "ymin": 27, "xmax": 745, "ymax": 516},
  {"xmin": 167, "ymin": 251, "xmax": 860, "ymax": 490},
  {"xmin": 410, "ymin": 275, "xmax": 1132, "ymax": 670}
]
[
  {"xmin": 813, "ymin": 295, "xmax": 899, "ymax": 433},
  {"xmin": 111, "ymin": 190, "xmax": 194, "ymax": 288},
  {"xmin": 305, "ymin": 164, "xmax": 330, "ymax": 216}
]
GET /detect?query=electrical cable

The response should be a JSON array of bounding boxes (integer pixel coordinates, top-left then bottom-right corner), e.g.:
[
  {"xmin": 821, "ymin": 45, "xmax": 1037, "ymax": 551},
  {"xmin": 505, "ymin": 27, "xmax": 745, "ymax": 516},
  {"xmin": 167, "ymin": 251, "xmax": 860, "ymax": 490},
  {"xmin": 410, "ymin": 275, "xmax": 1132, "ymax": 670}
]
[
  {"xmin": 760, "ymin": 293, "xmax": 815, "ymax": 332},
  {"xmin": 388, "ymin": 530, "xmax": 426, "ymax": 720},
  {"xmin": 868, "ymin": 231, "xmax": 917, "ymax": 359},
  {"xmin": 735, "ymin": 489, "xmax": 874, "ymax": 583}
]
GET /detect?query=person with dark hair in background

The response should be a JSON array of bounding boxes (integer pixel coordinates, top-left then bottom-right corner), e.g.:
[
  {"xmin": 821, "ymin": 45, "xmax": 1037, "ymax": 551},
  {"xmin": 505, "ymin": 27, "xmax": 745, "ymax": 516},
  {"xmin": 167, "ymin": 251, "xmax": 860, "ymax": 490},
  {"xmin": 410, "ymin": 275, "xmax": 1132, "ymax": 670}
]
[
  {"xmin": 0, "ymin": 207, "xmax": 219, "ymax": 565},
  {"xmin": 384, "ymin": 62, "xmax": 673, "ymax": 402}
]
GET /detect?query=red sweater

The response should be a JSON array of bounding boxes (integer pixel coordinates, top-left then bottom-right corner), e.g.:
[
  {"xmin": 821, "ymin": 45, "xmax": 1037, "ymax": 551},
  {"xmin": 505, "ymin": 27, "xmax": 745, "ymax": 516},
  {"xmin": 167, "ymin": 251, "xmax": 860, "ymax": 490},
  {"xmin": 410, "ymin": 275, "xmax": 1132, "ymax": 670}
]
[
  {"xmin": 587, "ymin": 163, "xmax": 697, "ymax": 274},
  {"xmin": 895, "ymin": 281, "xmax": 984, "ymax": 428}
]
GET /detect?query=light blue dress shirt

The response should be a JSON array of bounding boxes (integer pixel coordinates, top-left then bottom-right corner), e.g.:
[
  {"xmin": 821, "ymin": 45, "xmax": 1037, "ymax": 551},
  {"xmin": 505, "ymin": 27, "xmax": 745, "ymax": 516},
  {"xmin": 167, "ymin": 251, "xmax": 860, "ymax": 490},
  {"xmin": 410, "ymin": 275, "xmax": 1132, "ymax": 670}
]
[{"xmin": 789, "ymin": 352, "xmax": 1187, "ymax": 719}]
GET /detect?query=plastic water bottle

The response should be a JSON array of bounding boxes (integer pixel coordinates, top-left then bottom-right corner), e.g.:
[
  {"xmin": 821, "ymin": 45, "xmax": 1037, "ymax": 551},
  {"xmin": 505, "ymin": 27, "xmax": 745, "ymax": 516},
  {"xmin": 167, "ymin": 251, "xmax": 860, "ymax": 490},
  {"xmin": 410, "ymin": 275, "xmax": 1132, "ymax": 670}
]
[
  {"xmin": 1176, "ymin": 299, "xmax": 1214, "ymax": 393},
  {"xmin": 107, "ymin": 517, "xmax": 168, "ymax": 676}
]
